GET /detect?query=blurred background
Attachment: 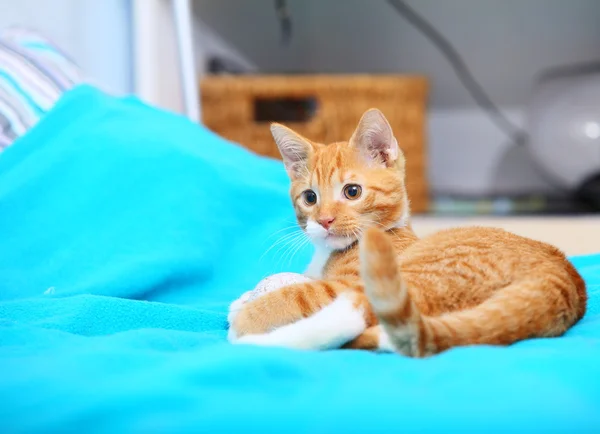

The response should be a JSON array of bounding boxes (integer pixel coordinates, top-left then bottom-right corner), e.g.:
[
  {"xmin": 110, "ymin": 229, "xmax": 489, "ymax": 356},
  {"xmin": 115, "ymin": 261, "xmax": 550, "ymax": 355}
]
[{"xmin": 1, "ymin": 0, "xmax": 600, "ymax": 254}]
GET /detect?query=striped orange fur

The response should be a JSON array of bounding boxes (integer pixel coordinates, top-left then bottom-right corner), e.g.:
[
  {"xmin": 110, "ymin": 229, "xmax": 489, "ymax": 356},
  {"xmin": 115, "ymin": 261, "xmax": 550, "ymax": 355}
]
[{"xmin": 230, "ymin": 108, "xmax": 587, "ymax": 356}]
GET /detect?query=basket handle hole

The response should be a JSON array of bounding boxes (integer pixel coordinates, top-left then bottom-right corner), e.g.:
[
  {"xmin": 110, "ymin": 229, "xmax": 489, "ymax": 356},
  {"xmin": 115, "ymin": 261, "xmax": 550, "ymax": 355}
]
[{"xmin": 253, "ymin": 97, "xmax": 318, "ymax": 123}]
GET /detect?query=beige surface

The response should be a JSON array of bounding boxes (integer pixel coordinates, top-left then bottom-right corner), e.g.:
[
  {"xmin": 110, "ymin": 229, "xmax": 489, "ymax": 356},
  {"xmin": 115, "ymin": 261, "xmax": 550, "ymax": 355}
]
[{"xmin": 411, "ymin": 215, "xmax": 600, "ymax": 257}]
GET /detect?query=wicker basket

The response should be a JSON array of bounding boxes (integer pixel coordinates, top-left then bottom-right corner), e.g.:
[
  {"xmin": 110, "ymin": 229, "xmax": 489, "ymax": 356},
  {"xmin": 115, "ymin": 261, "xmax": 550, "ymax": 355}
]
[{"xmin": 200, "ymin": 75, "xmax": 429, "ymax": 213}]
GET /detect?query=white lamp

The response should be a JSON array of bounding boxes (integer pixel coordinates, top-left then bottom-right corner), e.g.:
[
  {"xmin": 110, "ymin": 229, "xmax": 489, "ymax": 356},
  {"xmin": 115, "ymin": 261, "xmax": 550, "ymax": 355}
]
[{"xmin": 528, "ymin": 68, "xmax": 600, "ymax": 208}]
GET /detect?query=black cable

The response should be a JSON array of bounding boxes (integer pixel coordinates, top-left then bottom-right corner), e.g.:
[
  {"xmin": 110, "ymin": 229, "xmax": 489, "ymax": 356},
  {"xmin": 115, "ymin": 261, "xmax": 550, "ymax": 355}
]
[
  {"xmin": 387, "ymin": 0, "xmax": 526, "ymax": 146},
  {"xmin": 275, "ymin": 0, "xmax": 292, "ymax": 46}
]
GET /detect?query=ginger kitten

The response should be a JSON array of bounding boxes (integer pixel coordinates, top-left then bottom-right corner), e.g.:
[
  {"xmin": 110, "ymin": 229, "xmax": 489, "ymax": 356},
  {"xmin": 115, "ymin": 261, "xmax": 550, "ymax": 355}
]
[{"xmin": 228, "ymin": 108, "xmax": 587, "ymax": 357}]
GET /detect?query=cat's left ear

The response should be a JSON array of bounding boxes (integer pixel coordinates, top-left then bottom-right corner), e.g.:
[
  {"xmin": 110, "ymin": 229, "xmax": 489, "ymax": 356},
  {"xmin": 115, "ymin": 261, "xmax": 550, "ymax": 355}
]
[
  {"xmin": 271, "ymin": 123, "xmax": 314, "ymax": 179},
  {"xmin": 349, "ymin": 108, "xmax": 401, "ymax": 168}
]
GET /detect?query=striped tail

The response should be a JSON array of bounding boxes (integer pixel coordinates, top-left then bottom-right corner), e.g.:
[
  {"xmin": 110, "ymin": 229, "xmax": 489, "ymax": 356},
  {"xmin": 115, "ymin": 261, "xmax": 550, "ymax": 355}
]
[{"xmin": 359, "ymin": 228, "xmax": 583, "ymax": 357}]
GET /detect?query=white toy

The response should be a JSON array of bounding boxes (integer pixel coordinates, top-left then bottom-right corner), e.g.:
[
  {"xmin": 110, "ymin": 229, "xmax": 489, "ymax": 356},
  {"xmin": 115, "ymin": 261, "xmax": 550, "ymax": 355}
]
[
  {"xmin": 227, "ymin": 272, "xmax": 312, "ymax": 340},
  {"xmin": 245, "ymin": 272, "xmax": 313, "ymax": 302}
]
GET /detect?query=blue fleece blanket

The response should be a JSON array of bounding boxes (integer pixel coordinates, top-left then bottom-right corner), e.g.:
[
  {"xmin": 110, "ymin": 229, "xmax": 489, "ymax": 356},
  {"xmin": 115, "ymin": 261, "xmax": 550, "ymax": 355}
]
[{"xmin": 0, "ymin": 86, "xmax": 599, "ymax": 433}]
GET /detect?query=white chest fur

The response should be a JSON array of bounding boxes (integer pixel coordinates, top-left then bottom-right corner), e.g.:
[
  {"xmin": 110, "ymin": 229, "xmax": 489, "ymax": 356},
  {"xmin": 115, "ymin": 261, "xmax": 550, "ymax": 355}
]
[{"xmin": 304, "ymin": 244, "xmax": 332, "ymax": 279}]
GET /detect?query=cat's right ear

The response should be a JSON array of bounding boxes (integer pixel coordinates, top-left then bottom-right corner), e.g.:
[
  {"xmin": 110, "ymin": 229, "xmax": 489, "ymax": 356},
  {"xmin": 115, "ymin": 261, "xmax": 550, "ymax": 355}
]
[{"xmin": 270, "ymin": 123, "xmax": 313, "ymax": 179}]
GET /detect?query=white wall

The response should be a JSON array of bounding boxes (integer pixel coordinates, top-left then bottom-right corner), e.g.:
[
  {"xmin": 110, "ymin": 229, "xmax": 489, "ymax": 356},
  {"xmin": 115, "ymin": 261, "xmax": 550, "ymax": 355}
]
[
  {"xmin": 0, "ymin": 0, "xmax": 132, "ymax": 95},
  {"xmin": 194, "ymin": 0, "xmax": 600, "ymax": 195},
  {"xmin": 427, "ymin": 107, "xmax": 552, "ymax": 195},
  {"xmin": 195, "ymin": 0, "xmax": 600, "ymax": 108},
  {"xmin": 129, "ymin": 0, "xmax": 258, "ymax": 116}
]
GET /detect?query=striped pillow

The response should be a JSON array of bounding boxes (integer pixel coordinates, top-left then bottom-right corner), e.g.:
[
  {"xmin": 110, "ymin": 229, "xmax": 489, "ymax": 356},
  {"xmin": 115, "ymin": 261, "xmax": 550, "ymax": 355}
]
[{"xmin": 0, "ymin": 27, "xmax": 87, "ymax": 150}]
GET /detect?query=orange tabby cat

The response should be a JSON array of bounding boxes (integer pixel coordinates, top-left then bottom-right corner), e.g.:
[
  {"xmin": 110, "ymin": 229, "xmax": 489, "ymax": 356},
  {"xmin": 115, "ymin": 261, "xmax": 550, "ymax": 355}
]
[{"xmin": 228, "ymin": 108, "xmax": 587, "ymax": 357}]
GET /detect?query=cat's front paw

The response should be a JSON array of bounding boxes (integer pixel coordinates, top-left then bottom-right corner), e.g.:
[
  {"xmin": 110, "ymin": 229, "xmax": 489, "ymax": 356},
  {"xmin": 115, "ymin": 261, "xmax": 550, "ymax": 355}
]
[
  {"xmin": 227, "ymin": 291, "xmax": 251, "ymax": 324},
  {"xmin": 235, "ymin": 332, "xmax": 281, "ymax": 348},
  {"xmin": 227, "ymin": 290, "xmax": 252, "ymax": 341}
]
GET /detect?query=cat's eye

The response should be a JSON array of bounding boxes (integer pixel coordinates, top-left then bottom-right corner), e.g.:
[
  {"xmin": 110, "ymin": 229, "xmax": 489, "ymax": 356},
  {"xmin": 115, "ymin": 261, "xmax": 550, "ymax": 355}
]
[
  {"xmin": 303, "ymin": 189, "xmax": 317, "ymax": 206},
  {"xmin": 343, "ymin": 184, "xmax": 362, "ymax": 200}
]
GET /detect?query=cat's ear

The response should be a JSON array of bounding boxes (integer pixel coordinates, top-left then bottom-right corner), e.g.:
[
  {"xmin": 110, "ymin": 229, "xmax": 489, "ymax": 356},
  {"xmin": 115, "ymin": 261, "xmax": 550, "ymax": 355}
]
[
  {"xmin": 271, "ymin": 123, "xmax": 313, "ymax": 179},
  {"xmin": 350, "ymin": 108, "xmax": 401, "ymax": 168}
]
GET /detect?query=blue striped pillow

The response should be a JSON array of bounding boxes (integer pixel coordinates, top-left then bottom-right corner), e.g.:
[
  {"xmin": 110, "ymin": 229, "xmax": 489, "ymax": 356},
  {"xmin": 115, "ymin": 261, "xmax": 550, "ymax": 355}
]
[{"xmin": 0, "ymin": 27, "xmax": 87, "ymax": 150}]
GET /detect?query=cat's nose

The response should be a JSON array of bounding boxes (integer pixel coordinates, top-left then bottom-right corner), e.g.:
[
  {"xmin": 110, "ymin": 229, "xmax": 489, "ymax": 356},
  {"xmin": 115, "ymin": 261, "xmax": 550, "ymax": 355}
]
[{"xmin": 318, "ymin": 216, "xmax": 335, "ymax": 230}]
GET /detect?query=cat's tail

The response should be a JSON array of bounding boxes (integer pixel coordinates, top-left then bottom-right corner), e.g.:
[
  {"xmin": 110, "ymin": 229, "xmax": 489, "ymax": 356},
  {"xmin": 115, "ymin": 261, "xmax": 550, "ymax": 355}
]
[{"xmin": 359, "ymin": 227, "xmax": 585, "ymax": 357}]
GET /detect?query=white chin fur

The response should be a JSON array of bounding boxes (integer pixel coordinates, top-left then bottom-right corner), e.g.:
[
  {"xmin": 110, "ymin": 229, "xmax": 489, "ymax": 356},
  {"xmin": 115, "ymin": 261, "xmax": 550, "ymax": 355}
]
[
  {"xmin": 305, "ymin": 220, "xmax": 355, "ymax": 251},
  {"xmin": 324, "ymin": 235, "xmax": 355, "ymax": 250}
]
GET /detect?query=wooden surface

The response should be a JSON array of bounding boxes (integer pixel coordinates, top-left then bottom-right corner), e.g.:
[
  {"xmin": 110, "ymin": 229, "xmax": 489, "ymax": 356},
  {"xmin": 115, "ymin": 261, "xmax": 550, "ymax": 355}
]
[{"xmin": 412, "ymin": 215, "xmax": 600, "ymax": 256}]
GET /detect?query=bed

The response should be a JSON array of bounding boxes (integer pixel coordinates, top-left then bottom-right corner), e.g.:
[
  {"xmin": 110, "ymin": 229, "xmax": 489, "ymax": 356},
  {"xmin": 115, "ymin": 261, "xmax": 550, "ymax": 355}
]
[{"xmin": 0, "ymin": 86, "xmax": 599, "ymax": 433}]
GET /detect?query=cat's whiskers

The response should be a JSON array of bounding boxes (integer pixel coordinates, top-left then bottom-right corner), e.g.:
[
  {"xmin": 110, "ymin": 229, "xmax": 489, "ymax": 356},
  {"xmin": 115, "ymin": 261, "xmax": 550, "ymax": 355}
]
[
  {"xmin": 263, "ymin": 224, "xmax": 305, "ymax": 243},
  {"xmin": 350, "ymin": 226, "xmax": 362, "ymax": 243},
  {"xmin": 266, "ymin": 226, "xmax": 308, "ymax": 266},
  {"xmin": 271, "ymin": 233, "xmax": 307, "ymax": 263},
  {"xmin": 276, "ymin": 232, "xmax": 310, "ymax": 271},
  {"xmin": 264, "ymin": 229, "xmax": 304, "ymax": 253},
  {"xmin": 284, "ymin": 235, "xmax": 312, "ymax": 269},
  {"xmin": 260, "ymin": 230, "xmax": 306, "ymax": 263}
]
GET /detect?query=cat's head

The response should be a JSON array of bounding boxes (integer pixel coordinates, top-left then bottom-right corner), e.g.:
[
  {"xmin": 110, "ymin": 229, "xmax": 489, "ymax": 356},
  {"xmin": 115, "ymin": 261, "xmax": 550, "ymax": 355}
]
[{"xmin": 271, "ymin": 108, "xmax": 409, "ymax": 251}]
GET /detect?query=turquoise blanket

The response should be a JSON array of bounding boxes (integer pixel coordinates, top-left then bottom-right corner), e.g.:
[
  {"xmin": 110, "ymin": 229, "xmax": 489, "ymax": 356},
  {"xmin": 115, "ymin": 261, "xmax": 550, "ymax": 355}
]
[{"xmin": 0, "ymin": 86, "xmax": 599, "ymax": 433}]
